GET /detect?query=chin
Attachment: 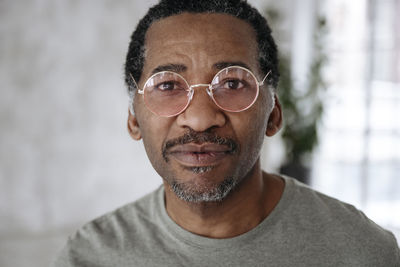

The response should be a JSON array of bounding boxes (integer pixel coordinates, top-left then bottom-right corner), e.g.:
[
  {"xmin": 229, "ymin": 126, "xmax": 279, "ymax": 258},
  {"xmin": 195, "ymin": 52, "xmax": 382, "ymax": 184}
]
[{"xmin": 168, "ymin": 174, "xmax": 239, "ymax": 203}]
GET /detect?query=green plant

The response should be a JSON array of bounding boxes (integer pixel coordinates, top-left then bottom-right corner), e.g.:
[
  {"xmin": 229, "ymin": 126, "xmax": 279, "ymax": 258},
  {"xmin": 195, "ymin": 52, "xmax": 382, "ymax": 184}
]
[{"xmin": 266, "ymin": 8, "xmax": 328, "ymax": 170}]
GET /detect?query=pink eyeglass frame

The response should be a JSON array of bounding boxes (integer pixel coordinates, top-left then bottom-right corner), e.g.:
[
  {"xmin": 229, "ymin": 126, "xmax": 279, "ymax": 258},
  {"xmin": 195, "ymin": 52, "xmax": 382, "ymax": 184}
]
[{"xmin": 129, "ymin": 66, "xmax": 271, "ymax": 117}]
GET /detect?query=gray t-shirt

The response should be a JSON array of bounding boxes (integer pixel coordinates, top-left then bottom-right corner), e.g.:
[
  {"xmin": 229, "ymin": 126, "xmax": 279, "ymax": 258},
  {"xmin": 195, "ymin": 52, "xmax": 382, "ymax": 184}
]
[{"xmin": 52, "ymin": 177, "xmax": 400, "ymax": 266}]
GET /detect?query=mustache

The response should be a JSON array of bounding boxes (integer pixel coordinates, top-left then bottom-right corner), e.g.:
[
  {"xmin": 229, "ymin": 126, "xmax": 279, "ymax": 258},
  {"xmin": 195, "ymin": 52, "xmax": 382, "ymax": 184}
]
[{"xmin": 162, "ymin": 131, "xmax": 239, "ymax": 160}]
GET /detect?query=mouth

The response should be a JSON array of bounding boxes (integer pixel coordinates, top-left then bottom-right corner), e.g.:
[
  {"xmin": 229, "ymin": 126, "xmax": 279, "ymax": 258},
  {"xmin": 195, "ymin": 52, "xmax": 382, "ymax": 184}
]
[{"xmin": 167, "ymin": 143, "xmax": 233, "ymax": 167}]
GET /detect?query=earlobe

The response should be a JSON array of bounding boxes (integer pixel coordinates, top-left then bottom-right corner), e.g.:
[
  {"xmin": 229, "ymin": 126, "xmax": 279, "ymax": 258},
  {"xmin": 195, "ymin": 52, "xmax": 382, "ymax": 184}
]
[
  {"xmin": 127, "ymin": 110, "xmax": 142, "ymax": 140},
  {"xmin": 266, "ymin": 95, "xmax": 283, "ymax": 137}
]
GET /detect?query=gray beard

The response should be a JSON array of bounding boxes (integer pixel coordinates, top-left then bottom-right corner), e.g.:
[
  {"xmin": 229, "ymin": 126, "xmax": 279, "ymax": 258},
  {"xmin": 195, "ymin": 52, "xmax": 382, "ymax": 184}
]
[{"xmin": 169, "ymin": 170, "xmax": 239, "ymax": 203}]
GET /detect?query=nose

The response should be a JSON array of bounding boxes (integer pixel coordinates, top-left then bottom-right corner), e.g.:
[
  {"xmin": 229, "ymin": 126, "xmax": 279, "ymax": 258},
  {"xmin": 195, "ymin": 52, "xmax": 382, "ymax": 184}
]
[{"xmin": 176, "ymin": 86, "xmax": 226, "ymax": 132}]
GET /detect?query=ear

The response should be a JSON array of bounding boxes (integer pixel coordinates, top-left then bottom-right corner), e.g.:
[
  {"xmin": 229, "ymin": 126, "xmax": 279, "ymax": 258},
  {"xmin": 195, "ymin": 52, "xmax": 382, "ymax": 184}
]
[
  {"xmin": 266, "ymin": 95, "xmax": 283, "ymax": 137},
  {"xmin": 127, "ymin": 109, "xmax": 142, "ymax": 140}
]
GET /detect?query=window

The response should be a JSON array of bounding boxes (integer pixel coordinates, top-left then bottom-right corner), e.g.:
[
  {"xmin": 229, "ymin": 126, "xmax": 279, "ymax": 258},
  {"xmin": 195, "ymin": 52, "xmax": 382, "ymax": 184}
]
[{"xmin": 312, "ymin": 0, "xmax": 400, "ymax": 240}]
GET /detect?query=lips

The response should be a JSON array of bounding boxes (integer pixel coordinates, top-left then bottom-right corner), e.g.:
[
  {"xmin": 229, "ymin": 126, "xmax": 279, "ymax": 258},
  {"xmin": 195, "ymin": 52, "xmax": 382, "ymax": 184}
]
[{"xmin": 167, "ymin": 143, "xmax": 233, "ymax": 166}]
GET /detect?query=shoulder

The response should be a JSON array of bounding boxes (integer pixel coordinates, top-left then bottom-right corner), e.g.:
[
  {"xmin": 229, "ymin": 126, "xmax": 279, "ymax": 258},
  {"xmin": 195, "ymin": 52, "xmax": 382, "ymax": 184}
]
[
  {"xmin": 51, "ymin": 186, "xmax": 163, "ymax": 266},
  {"xmin": 282, "ymin": 177, "xmax": 400, "ymax": 264},
  {"xmin": 284, "ymin": 177, "xmax": 393, "ymax": 239}
]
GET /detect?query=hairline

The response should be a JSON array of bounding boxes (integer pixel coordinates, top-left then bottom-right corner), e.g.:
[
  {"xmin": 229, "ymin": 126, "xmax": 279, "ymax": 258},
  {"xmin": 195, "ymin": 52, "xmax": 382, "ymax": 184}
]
[{"xmin": 126, "ymin": 2, "xmax": 279, "ymax": 113}]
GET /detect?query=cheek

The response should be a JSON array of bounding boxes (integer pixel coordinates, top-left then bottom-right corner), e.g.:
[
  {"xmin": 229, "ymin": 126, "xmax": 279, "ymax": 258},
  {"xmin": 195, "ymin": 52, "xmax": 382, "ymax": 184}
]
[
  {"xmin": 241, "ymin": 95, "xmax": 271, "ymax": 134},
  {"xmin": 139, "ymin": 123, "xmax": 169, "ymax": 175},
  {"xmin": 135, "ymin": 100, "xmax": 164, "ymax": 153},
  {"xmin": 232, "ymin": 98, "xmax": 270, "ymax": 152},
  {"xmin": 231, "ymin": 112, "xmax": 266, "ymax": 148},
  {"xmin": 256, "ymin": 90, "xmax": 274, "ymax": 131},
  {"xmin": 140, "ymin": 121, "xmax": 164, "ymax": 154},
  {"xmin": 137, "ymin": 115, "xmax": 175, "ymax": 163}
]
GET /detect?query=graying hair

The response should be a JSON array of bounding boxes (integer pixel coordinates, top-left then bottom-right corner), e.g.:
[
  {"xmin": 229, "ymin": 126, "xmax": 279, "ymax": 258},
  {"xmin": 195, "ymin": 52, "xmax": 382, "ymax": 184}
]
[{"xmin": 170, "ymin": 174, "xmax": 238, "ymax": 203}]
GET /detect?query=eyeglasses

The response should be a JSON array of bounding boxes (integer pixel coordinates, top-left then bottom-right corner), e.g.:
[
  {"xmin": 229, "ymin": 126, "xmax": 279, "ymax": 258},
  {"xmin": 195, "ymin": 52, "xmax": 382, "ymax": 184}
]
[{"xmin": 129, "ymin": 66, "xmax": 271, "ymax": 117}]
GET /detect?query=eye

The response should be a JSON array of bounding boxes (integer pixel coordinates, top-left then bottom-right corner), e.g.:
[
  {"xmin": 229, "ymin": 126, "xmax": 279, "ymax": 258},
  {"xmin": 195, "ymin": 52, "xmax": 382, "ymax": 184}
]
[
  {"xmin": 156, "ymin": 81, "xmax": 177, "ymax": 91},
  {"xmin": 221, "ymin": 79, "xmax": 245, "ymax": 90}
]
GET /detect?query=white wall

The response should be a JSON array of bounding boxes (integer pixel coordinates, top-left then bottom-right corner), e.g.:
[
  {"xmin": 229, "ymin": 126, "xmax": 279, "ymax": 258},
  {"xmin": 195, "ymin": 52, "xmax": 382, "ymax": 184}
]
[
  {"xmin": 1, "ymin": 1, "xmax": 160, "ymax": 266},
  {"xmin": 0, "ymin": 1, "xmax": 290, "ymax": 266}
]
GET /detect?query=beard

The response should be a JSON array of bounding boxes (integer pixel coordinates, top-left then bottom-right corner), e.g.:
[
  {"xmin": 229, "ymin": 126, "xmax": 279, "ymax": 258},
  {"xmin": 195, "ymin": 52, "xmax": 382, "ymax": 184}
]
[
  {"xmin": 169, "ymin": 171, "xmax": 239, "ymax": 203},
  {"xmin": 161, "ymin": 130, "xmax": 241, "ymax": 203}
]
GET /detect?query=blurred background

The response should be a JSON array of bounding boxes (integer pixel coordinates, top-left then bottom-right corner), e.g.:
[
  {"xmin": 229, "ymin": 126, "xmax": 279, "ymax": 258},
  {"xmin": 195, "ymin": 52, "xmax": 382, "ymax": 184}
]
[{"xmin": 0, "ymin": 0, "xmax": 399, "ymax": 266}]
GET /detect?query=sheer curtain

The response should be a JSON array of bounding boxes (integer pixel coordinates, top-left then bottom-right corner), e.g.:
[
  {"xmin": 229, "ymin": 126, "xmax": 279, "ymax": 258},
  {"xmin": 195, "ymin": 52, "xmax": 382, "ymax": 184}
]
[{"xmin": 312, "ymin": 0, "xmax": 400, "ymax": 240}]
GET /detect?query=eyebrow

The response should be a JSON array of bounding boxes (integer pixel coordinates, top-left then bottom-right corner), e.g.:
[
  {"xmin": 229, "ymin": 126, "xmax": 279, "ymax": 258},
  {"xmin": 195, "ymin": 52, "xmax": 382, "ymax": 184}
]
[
  {"xmin": 150, "ymin": 61, "xmax": 252, "ymax": 75},
  {"xmin": 213, "ymin": 61, "xmax": 252, "ymax": 71},
  {"xmin": 151, "ymin": 64, "xmax": 187, "ymax": 74}
]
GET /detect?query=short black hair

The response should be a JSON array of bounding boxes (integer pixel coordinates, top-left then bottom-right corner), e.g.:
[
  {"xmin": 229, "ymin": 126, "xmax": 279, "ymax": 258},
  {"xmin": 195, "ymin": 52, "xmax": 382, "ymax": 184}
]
[{"xmin": 124, "ymin": 0, "xmax": 279, "ymax": 95}]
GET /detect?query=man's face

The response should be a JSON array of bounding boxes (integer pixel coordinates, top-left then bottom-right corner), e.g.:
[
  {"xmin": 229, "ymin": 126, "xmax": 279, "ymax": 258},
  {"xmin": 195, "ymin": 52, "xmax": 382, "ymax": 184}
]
[{"xmin": 129, "ymin": 13, "xmax": 280, "ymax": 202}]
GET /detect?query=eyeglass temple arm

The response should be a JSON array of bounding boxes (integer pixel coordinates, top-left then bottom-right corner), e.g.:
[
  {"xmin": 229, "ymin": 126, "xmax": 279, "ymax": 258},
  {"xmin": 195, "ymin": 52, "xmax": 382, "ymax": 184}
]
[
  {"xmin": 259, "ymin": 70, "xmax": 272, "ymax": 86},
  {"xmin": 129, "ymin": 73, "xmax": 144, "ymax": 94}
]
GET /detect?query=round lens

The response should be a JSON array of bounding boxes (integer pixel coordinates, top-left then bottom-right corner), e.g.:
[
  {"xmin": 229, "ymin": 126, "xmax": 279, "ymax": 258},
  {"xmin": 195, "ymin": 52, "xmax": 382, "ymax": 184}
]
[
  {"xmin": 210, "ymin": 67, "xmax": 259, "ymax": 112},
  {"xmin": 143, "ymin": 71, "xmax": 190, "ymax": 117}
]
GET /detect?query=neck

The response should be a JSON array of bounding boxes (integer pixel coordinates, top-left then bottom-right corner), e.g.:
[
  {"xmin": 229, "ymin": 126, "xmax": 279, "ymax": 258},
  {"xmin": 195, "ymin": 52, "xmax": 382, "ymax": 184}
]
[{"xmin": 163, "ymin": 161, "xmax": 284, "ymax": 239}]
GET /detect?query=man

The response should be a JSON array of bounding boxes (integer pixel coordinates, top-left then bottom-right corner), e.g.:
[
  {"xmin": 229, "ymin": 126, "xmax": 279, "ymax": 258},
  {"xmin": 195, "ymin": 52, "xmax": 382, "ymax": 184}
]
[{"xmin": 53, "ymin": 0, "xmax": 400, "ymax": 266}]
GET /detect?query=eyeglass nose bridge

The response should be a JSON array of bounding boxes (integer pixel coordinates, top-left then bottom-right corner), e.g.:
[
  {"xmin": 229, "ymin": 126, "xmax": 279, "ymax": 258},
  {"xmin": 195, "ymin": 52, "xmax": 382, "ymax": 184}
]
[{"xmin": 188, "ymin": 84, "xmax": 214, "ymax": 101}]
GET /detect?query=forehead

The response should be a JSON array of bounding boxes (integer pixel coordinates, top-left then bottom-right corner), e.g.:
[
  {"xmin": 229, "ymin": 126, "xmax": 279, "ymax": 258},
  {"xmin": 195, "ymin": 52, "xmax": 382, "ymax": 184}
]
[{"xmin": 142, "ymin": 13, "xmax": 260, "ymax": 76}]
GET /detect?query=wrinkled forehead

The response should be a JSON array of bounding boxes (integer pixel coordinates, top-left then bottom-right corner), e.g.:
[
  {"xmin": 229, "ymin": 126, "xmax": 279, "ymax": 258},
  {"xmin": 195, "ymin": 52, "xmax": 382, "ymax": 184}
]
[
  {"xmin": 142, "ymin": 13, "xmax": 260, "ymax": 73},
  {"xmin": 147, "ymin": 13, "xmax": 255, "ymax": 39}
]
